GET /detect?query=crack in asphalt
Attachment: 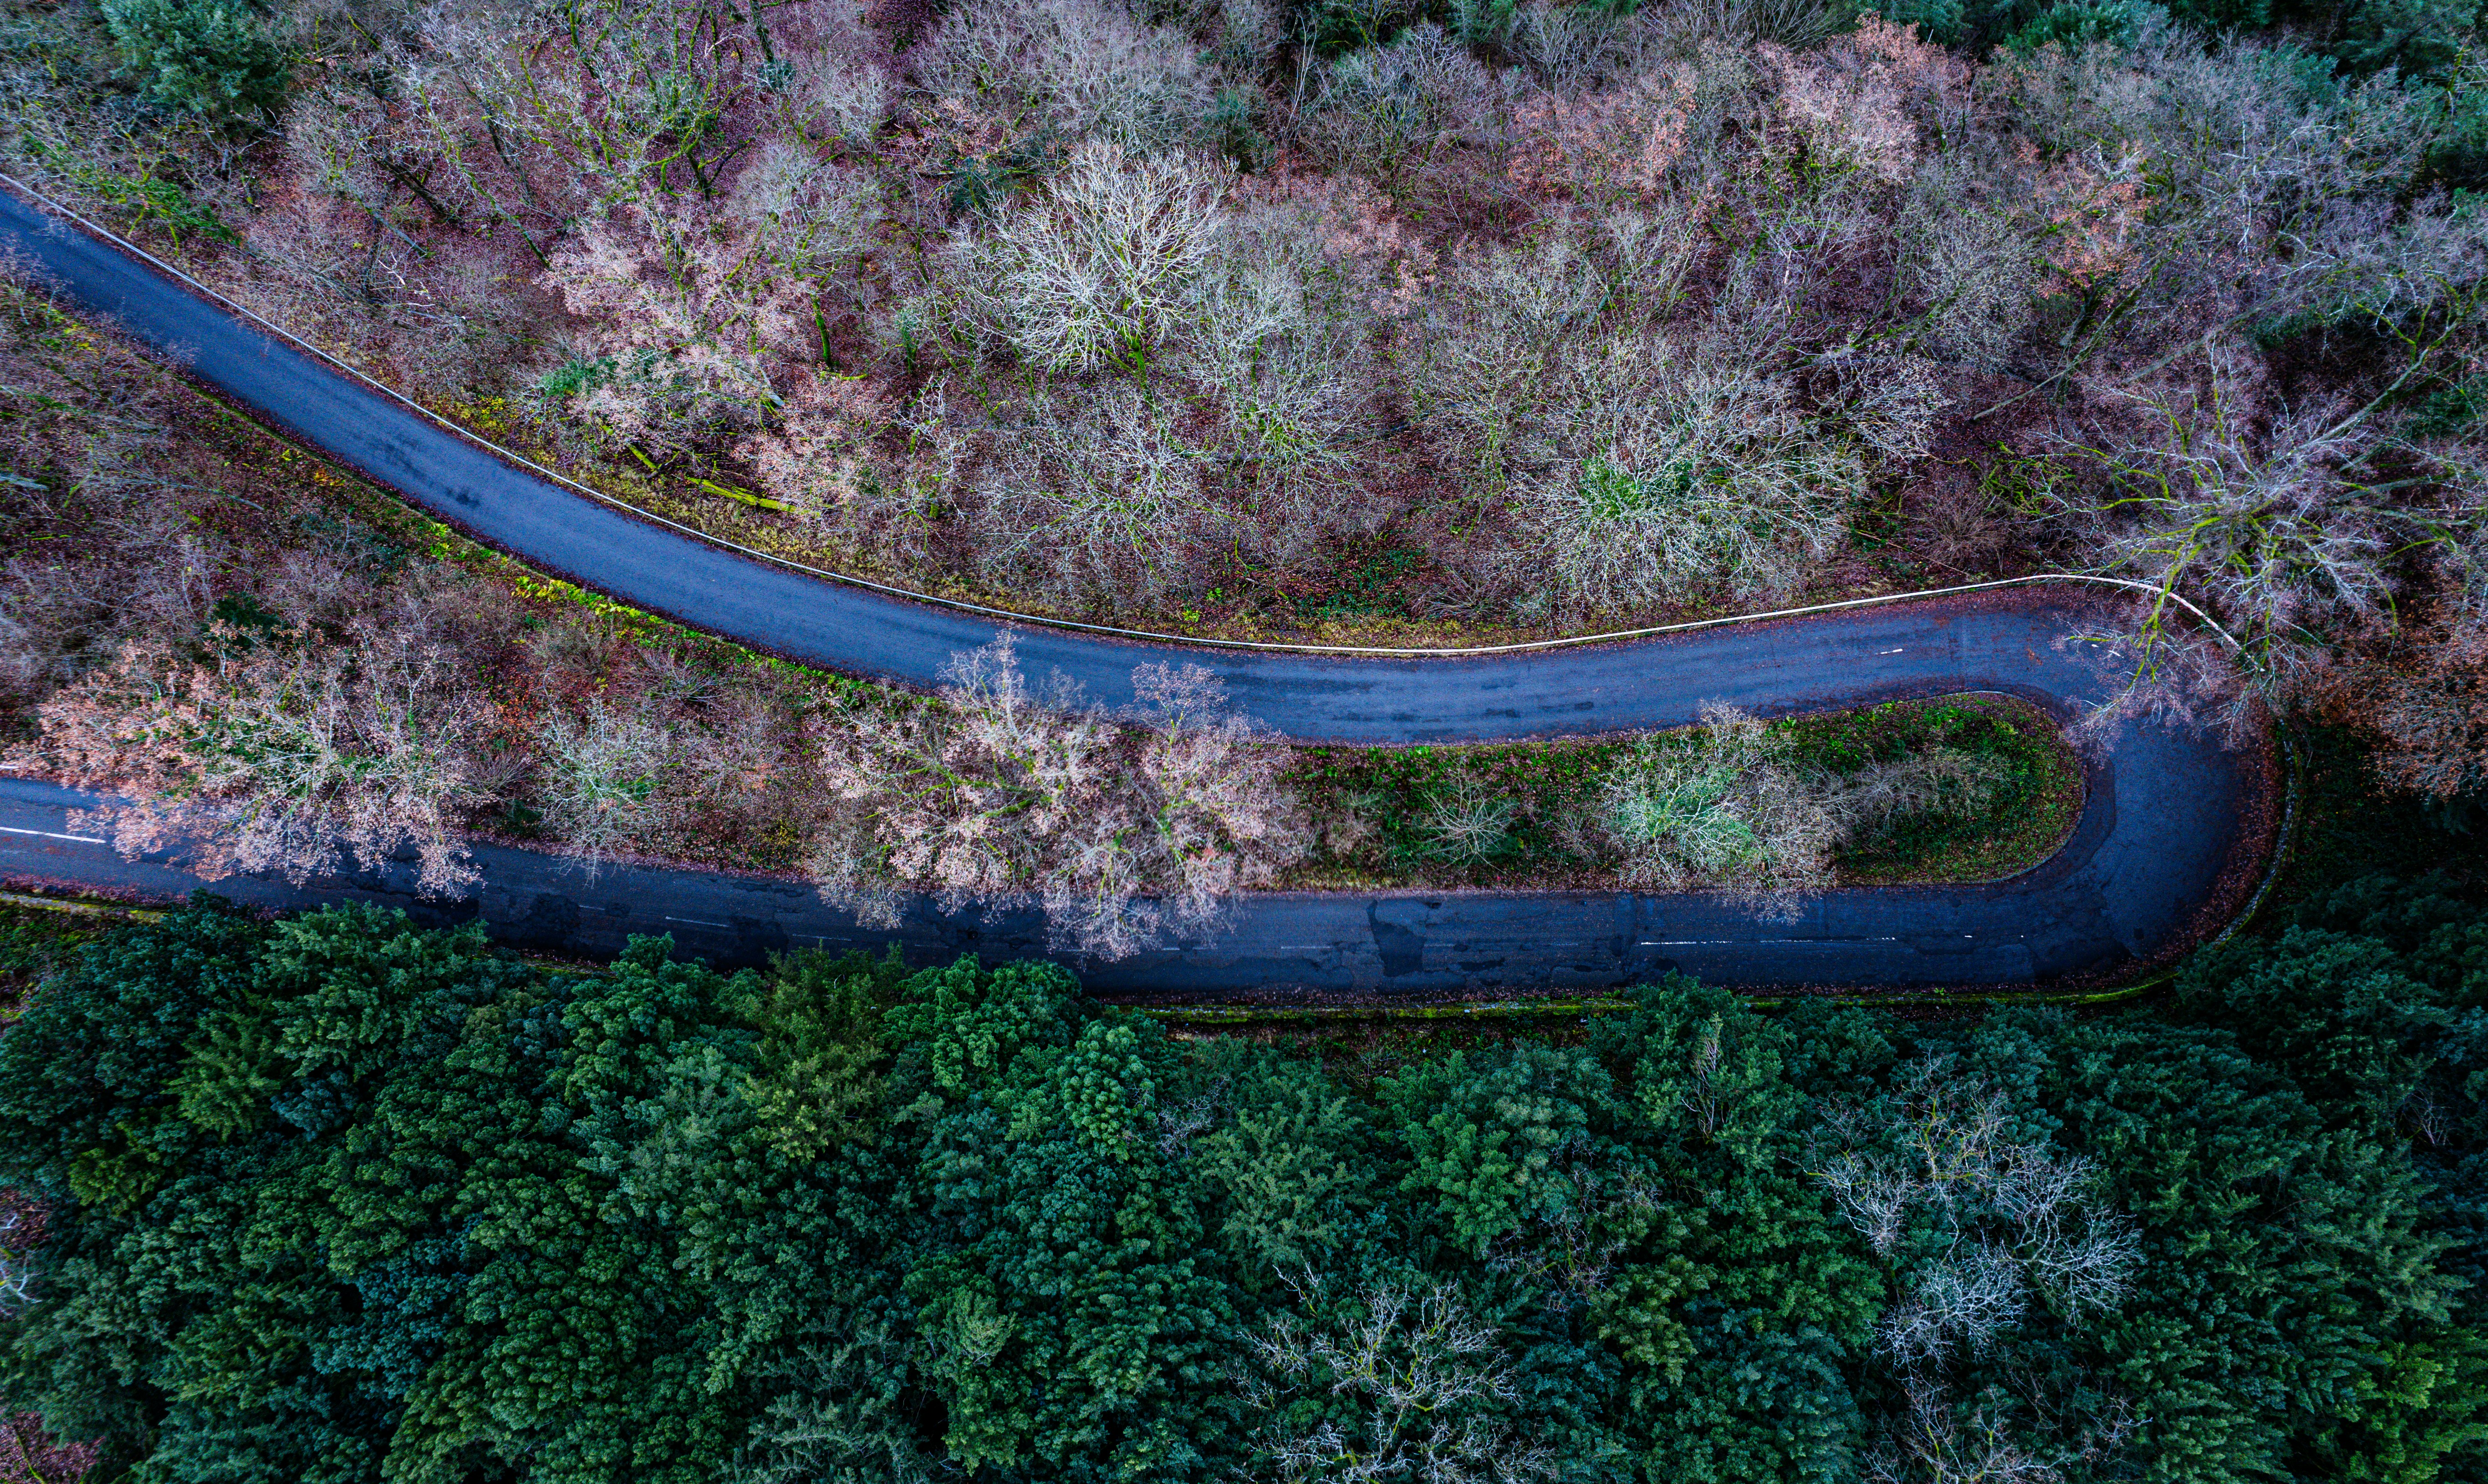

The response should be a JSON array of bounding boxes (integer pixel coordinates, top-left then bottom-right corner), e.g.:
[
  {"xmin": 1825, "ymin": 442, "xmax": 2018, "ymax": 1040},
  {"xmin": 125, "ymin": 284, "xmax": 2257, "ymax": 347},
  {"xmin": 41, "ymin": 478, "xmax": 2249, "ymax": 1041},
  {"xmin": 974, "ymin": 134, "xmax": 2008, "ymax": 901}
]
[{"xmin": 0, "ymin": 189, "xmax": 2267, "ymax": 993}]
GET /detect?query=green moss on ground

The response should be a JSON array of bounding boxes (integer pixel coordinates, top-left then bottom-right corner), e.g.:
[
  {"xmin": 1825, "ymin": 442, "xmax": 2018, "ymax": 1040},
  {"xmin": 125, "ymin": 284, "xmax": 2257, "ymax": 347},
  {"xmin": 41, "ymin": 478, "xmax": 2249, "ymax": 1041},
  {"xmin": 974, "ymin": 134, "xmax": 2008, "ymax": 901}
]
[{"xmin": 1283, "ymin": 693, "xmax": 2083, "ymax": 891}]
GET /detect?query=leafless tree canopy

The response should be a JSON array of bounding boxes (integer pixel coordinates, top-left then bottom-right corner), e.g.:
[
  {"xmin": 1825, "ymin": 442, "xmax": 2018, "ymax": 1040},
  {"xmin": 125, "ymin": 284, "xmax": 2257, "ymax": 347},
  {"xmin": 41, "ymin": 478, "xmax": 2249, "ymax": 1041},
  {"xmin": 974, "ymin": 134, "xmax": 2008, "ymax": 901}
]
[
  {"xmin": 28, "ymin": 615, "xmax": 503, "ymax": 895},
  {"xmin": 1816, "ymin": 1057, "xmax": 2143, "ymax": 1484},
  {"xmin": 806, "ymin": 636, "xmax": 1302, "ymax": 957},
  {"xmin": 1238, "ymin": 1274, "xmax": 1561, "ymax": 1484},
  {"xmin": 7, "ymin": 0, "xmax": 2469, "ymax": 666}
]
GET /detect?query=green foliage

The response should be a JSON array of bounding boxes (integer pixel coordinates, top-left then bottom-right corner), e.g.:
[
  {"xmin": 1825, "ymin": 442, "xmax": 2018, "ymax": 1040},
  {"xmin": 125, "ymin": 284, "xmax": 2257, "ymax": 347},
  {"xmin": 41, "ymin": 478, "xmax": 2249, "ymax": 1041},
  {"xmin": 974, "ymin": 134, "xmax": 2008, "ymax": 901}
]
[
  {"xmin": 2422, "ymin": 57, "xmax": 2488, "ymax": 189},
  {"xmin": 20, "ymin": 142, "xmax": 238, "ymax": 244},
  {"xmin": 2002, "ymin": 0, "xmax": 2146, "ymax": 51},
  {"xmin": 98, "ymin": 0, "xmax": 289, "ymax": 123},
  {"xmin": 1291, "ymin": 0, "xmax": 1429, "ymax": 54},
  {"xmin": 886, "ymin": 957, "xmax": 1233, "ymax": 1477},
  {"xmin": 1291, "ymin": 694, "xmax": 2077, "ymax": 889},
  {"xmin": 7, "ymin": 891, "xmax": 2488, "ymax": 1481}
]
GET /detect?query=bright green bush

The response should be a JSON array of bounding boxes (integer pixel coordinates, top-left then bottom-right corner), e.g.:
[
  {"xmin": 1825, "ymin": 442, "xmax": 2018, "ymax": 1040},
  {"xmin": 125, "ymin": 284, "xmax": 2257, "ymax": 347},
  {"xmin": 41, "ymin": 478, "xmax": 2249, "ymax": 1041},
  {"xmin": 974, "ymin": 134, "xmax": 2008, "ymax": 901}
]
[{"xmin": 99, "ymin": 0, "xmax": 289, "ymax": 122}]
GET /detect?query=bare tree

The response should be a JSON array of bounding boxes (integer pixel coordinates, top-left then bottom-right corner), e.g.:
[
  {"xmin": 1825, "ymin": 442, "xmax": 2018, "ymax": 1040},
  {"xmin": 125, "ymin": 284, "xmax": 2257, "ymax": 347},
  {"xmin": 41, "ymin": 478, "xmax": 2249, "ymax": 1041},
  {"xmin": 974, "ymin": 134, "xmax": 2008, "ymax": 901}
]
[
  {"xmin": 1237, "ymin": 1274, "xmax": 1559, "ymax": 1484},
  {"xmin": 1506, "ymin": 335, "xmax": 1864, "ymax": 614},
  {"xmin": 531, "ymin": 699, "xmax": 679, "ymax": 870},
  {"xmin": 915, "ymin": 0, "xmax": 1215, "ymax": 151},
  {"xmin": 0, "ymin": 272, "xmax": 206, "ymax": 702},
  {"xmin": 1815, "ymin": 1060, "xmax": 2143, "ymax": 1481},
  {"xmin": 949, "ymin": 139, "xmax": 1231, "ymax": 374},
  {"xmin": 0, "ymin": 1198, "xmax": 39, "ymax": 1318},
  {"xmin": 539, "ymin": 154, "xmax": 882, "ymax": 448},
  {"xmin": 1879, "ymin": 1242, "xmax": 2029, "ymax": 1368},
  {"xmin": 805, "ymin": 636, "xmax": 1300, "ymax": 958},
  {"xmin": 28, "ymin": 617, "xmax": 501, "ymax": 895},
  {"xmin": 1297, "ymin": 25, "xmax": 1513, "ymax": 173},
  {"xmin": 1866, "ymin": 1377, "xmax": 2136, "ymax": 1484},
  {"xmin": 960, "ymin": 377, "xmax": 1229, "ymax": 613},
  {"xmin": 2053, "ymin": 345, "xmax": 2447, "ymax": 676},
  {"xmin": 1813, "ymin": 1057, "xmax": 2141, "ymax": 1373}
]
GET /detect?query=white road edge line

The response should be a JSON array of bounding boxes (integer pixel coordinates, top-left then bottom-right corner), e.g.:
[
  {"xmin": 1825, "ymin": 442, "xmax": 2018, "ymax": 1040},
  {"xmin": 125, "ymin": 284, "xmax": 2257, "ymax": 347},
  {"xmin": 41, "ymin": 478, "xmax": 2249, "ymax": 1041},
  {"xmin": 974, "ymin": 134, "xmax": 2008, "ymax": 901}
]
[{"xmin": 0, "ymin": 825, "xmax": 106, "ymax": 844}]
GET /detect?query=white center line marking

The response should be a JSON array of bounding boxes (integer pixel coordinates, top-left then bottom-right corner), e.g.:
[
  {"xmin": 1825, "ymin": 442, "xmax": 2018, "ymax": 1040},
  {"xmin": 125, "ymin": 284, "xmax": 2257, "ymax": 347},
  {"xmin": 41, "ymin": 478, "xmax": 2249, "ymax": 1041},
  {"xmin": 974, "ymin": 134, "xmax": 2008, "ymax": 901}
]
[
  {"xmin": 663, "ymin": 915, "xmax": 730, "ymax": 930},
  {"xmin": 1877, "ymin": 647, "xmax": 1906, "ymax": 654},
  {"xmin": 0, "ymin": 825, "xmax": 106, "ymax": 844}
]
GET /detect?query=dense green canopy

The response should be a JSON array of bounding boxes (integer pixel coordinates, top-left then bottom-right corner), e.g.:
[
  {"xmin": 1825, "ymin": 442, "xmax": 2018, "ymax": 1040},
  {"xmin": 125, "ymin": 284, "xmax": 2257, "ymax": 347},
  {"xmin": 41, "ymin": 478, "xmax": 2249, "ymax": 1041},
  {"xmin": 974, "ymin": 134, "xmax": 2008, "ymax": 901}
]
[{"xmin": 2, "ymin": 883, "xmax": 2486, "ymax": 1482}]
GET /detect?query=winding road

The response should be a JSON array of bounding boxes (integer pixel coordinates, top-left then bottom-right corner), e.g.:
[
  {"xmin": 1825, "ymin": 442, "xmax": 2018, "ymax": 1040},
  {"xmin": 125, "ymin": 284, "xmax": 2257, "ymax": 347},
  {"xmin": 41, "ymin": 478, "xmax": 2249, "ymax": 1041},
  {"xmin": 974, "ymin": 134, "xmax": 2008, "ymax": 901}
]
[{"xmin": 0, "ymin": 186, "xmax": 2274, "ymax": 994}]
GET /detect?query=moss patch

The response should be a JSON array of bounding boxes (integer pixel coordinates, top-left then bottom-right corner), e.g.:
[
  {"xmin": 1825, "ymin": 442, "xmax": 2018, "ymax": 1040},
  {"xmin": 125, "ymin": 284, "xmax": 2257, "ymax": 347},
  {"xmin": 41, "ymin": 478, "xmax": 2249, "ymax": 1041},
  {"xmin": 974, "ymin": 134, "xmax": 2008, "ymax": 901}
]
[{"xmin": 1282, "ymin": 693, "xmax": 2084, "ymax": 892}]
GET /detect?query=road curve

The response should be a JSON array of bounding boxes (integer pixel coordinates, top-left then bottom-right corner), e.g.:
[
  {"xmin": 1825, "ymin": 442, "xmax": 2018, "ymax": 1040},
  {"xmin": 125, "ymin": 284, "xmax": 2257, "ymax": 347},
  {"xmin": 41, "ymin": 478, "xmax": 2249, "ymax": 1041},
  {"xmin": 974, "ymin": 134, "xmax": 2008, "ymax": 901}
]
[{"xmin": 0, "ymin": 188, "xmax": 2274, "ymax": 991}]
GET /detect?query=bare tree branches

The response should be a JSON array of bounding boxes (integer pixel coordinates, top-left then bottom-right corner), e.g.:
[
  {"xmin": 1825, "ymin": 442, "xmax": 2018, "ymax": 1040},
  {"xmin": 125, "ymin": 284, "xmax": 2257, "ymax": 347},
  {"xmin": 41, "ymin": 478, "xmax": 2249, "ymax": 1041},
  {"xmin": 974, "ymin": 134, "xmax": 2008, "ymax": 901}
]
[
  {"xmin": 1814, "ymin": 1057, "xmax": 2141, "ymax": 1373},
  {"xmin": 1239, "ymin": 1275, "xmax": 1559, "ymax": 1484},
  {"xmin": 805, "ymin": 636, "xmax": 1301, "ymax": 958},
  {"xmin": 26, "ymin": 618, "xmax": 501, "ymax": 895},
  {"xmin": 532, "ymin": 698, "xmax": 677, "ymax": 870}
]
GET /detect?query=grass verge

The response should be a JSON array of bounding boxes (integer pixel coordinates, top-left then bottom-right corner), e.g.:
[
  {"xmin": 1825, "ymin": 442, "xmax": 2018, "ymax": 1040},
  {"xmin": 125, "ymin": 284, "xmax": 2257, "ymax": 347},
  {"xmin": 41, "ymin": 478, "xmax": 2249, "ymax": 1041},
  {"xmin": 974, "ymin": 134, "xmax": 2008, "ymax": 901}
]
[{"xmin": 1282, "ymin": 693, "xmax": 2084, "ymax": 892}]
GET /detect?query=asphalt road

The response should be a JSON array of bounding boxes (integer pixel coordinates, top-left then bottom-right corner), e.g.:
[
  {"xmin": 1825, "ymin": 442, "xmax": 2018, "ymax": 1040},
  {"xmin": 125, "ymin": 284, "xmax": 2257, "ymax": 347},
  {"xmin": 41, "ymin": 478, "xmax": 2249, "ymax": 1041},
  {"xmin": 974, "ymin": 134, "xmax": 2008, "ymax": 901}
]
[{"xmin": 0, "ymin": 188, "xmax": 2267, "ymax": 993}]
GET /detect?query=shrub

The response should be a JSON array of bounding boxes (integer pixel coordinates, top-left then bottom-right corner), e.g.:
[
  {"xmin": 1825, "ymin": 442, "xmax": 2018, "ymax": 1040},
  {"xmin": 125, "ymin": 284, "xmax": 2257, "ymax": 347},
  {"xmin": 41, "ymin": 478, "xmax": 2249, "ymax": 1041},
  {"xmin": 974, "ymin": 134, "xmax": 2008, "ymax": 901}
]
[
  {"xmin": 1596, "ymin": 706, "xmax": 2008, "ymax": 913},
  {"xmin": 101, "ymin": 0, "xmax": 290, "ymax": 123},
  {"xmin": 1505, "ymin": 336, "xmax": 1863, "ymax": 615},
  {"xmin": 915, "ymin": 0, "xmax": 1215, "ymax": 148},
  {"xmin": 948, "ymin": 139, "xmax": 1230, "ymax": 373},
  {"xmin": 1600, "ymin": 703, "xmax": 1848, "ymax": 915},
  {"xmin": 1837, "ymin": 747, "xmax": 2009, "ymax": 834},
  {"xmin": 1414, "ymin": 772, "xmax": 1523, "ymax": 865}
]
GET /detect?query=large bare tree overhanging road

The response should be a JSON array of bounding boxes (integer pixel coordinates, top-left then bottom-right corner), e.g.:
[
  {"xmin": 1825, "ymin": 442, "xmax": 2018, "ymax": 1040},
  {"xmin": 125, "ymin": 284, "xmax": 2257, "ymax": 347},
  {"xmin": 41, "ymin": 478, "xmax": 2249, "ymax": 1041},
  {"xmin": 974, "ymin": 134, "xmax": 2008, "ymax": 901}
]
[{"xmin": 0, "ymin": 186, "xmax": 2277, "ymax": 992}]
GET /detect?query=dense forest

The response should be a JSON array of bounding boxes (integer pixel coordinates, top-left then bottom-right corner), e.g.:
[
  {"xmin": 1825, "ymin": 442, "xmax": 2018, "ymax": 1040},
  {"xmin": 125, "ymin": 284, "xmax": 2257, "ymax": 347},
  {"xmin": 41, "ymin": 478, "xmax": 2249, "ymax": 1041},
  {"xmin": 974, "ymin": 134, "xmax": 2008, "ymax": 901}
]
[
  {"xmin": 0, "ymin": 0, "xmax": 2482, "ymax": 658},
  {"xmin": 4, "ymin": 0, "xmax": 2487, "ymax": 946},
  {"xmin": 0, "ymin": 874, "xmax": 2484, "ymax": 1482},
  {"xmin": 4, "ymin": 0, "xmax": 2488, "ymax": 1471}
]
